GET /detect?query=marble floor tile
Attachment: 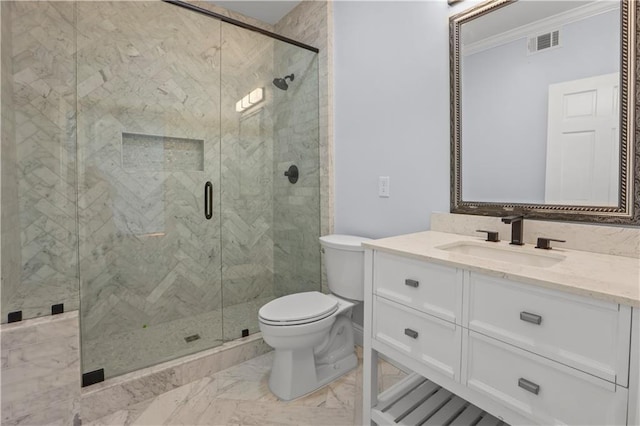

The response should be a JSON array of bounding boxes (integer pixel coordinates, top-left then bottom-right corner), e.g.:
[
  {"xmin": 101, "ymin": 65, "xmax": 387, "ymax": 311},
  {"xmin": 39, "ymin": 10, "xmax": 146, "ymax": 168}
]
[{"xmin": 86, "ymin": 350, "xmax": 405, "ymax": 426}]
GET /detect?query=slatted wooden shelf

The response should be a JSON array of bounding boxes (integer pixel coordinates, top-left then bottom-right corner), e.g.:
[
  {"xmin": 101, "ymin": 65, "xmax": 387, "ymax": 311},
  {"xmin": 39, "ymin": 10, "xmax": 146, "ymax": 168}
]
[{"xmin": 372, "ymin": 373, "xmax": 508, "ymax": 426}]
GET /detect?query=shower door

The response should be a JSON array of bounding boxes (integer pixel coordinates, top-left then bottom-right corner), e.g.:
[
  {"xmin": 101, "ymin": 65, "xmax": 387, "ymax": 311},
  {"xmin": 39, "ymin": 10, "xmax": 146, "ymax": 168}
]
[
  {"xmin": 219, "ymin": 23, "xmax": 321, "ymax": 340},
  {"xmin": 77, "ymin": 2, "xmax": 223, "ymax": 379},
  {"xmin": 75, "ymin": 0, "xmax": 321, "ymax": 380}
]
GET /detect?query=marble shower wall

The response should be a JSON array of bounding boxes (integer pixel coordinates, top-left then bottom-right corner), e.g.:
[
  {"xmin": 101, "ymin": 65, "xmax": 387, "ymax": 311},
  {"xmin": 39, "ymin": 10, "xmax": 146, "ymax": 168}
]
[
  {"xmin": 75, "ymin": 1, "xmax": 224, "ymax": 378},
  {"xmin": 220, "ymin": 23, "xmax": 276, "ymax": 340},
  {"xmin": 191, "ymin": 0, "xmax": 324, "ymax": 302},
  {"xmin": 272, "ymin": 43, "xmax": 321, "ymax": 297},
  {"xmin": 275, "ymin": 1, "xmax": 333, "ymax": 293},
  {"xmin": 76, "ymin": 2, "xmax": 320, "ymax": 374},
  {"xmin": 1, "ymin": 1, "xmax": 21, "ymax": 320},
  {"xmin": 217, "ymin": 20, "xmax": 321, "ymax": 338},
  {"xmin": 1, "ymin": 0, "xmax": 323, "ymax": 380},
  {"xmin": 0, "ymin": 1, "xmax": 324, "ymax": 422},
  {"xmin": 1, "ymin": 1, "xmax": 79, "ymax": 323}
]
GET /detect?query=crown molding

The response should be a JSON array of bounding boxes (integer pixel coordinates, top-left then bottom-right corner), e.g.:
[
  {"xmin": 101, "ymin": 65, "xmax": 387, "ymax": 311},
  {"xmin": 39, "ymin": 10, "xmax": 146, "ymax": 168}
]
[{"xmin": 462, "ymin": 1, "xmax": 619, "ymax": 56}]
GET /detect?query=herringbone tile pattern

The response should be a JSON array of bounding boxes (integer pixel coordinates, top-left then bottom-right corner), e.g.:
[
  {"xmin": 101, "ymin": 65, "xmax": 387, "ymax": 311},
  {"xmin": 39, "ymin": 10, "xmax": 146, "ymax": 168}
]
[
  {"xmin": 75, "ymin": 1, "xmax": 225, "ymax": 378},
  {"xmin": 2, "ymin": 0, "xmax": 321, "ymax": 382},
  {"xmin": 272, "ymin": 41, "xmax": 322, "ymax": 298},
  {"xmin": 2, "ymin": 1, "xmax": 79, "ymax": 320}
]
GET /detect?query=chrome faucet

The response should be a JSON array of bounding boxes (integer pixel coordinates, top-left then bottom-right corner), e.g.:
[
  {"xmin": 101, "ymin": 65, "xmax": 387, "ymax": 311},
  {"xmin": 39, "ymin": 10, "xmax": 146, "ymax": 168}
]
[{"xmin": 501, "ymin": 215, "xmax": 524, "ymax": 245}]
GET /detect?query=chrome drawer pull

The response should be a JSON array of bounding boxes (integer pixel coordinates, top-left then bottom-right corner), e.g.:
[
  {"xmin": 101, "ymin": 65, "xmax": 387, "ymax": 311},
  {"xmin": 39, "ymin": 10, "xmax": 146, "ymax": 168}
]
[
  {"xmin": 405, "ymin": 279, "xmax": 419, "ymax": 288},
  {"xmin": 518, "ymin": 378, "xmax": 540, "ymax": 395},
  {"xmin": 520, "ymin": 311, "xmax": 542, "ymax": 325},
  {"xmin": 404, "ymin": 328, "xmax": 419, "ymax": 339}
]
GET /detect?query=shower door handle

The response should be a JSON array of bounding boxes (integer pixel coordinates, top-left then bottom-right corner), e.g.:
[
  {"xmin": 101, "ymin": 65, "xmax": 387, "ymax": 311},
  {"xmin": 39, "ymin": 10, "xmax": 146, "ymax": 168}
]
[{"xmin": 204, "ymin": 181, "xmax": 213, "ymax": 220}]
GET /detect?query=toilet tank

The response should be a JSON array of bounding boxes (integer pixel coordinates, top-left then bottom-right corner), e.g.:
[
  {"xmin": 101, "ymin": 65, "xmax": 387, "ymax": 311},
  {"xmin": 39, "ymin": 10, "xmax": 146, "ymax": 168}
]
[{"xmin": 319, "ymin": 234, "xmax": 372, "ymax": 301}]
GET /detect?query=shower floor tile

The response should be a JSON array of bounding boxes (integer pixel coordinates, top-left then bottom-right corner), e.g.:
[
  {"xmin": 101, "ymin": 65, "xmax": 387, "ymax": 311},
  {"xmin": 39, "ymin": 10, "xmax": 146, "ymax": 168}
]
[
  {"xmin": 82, "ymin": 297, "xmax": 275, "ymax": 379},
  {"xmin": 84, "ymin": 348, "xmax": 406, "ymax": 426}
]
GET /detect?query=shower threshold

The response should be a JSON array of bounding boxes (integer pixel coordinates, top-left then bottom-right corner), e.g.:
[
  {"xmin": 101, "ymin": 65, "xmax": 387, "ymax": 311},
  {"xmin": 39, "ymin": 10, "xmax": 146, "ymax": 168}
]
[{"xmin": 80, "ymin": 331, "xmax": 271, "ymax": 423}]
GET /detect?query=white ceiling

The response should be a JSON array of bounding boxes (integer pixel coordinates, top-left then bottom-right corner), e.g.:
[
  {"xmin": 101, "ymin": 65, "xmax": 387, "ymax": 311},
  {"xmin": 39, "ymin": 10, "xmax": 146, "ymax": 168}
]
[{"xmin": 210, "ymin": 1, "xmax": 302, "ymax": 25}]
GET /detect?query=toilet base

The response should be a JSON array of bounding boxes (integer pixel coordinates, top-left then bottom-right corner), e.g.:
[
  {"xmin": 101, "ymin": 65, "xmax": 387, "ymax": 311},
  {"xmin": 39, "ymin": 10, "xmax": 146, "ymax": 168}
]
[
  {"xmin": 315, "ymin": 351, "xmax": 358, "ymax": 391},
  {"xmin": 261, "ymin": 296, "xmax": 359, "ymax": 401},
  {"xmin": 269, "ymin": 349, "xmax": 358, "ymax": 401},
  {"xmin": 268, "ymin": 348, "xmax": 357, "ymax": 401}
]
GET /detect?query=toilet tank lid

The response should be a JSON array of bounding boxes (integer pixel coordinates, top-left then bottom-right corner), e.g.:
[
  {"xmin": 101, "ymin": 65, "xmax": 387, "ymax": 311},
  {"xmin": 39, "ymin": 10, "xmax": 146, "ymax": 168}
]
[{"xmin": 320, "ymin": 234, "xmax": 372, "ymax": 251}]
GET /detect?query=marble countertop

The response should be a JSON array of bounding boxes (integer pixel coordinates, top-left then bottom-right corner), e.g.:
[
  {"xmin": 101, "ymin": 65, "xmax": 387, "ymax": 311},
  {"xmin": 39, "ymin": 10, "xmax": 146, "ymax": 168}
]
[{"xmin": 363, "ymin": 231, "xmax": 640, "ymax": 308}]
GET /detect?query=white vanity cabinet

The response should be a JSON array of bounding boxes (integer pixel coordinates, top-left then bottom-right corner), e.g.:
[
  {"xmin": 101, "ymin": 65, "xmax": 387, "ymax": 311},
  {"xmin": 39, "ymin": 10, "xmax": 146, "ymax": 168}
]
[
  {"xmin": 363, "ymin": 248, "xmax": 637, "ymax": 426},
  {"xmin": 372, "ymin": 252, "xmax": 464, "ymax": 382},
  {"xmin": 373, "ymin": 294, "xmax": 462, "ymax": 384},
  {"xmin": 465, "ymin": 273, "xmax": 631, "ymax": 386},
  {"xmin": 374, "ymin": 252, "xmax": 463, "ymax": 325},
  {"xmin": 466, "ymin": 330, "xmax": 628, "ymax": 425}
]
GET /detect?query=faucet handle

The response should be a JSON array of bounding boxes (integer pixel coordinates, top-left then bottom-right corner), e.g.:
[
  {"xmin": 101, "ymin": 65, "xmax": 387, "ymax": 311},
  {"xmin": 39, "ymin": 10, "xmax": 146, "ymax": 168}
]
[
  {"xmin": 535, "ymin": 237, "xmax": 566, "ymax": 250},
  {"xmin": 476, "ymin": 230, "xmax": 500, "ymax": 242}
]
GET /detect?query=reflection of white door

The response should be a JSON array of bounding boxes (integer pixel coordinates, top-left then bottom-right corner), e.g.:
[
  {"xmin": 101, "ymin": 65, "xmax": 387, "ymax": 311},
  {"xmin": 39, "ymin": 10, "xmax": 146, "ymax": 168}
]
[{"xmin": 545, "ymin": 73, "xmax": 619, "ymax": 206}]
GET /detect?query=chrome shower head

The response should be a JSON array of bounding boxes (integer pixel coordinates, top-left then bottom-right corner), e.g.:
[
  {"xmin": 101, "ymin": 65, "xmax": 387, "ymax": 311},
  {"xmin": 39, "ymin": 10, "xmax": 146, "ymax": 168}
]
[{"xmin": 272, "ymin": 74, "xmax": 294, "ymax": 91}]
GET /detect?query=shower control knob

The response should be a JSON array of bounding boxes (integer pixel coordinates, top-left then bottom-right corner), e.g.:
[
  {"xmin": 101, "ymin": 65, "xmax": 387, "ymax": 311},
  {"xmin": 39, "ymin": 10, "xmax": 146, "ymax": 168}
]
[{"xmin": 284, "ymin": 165, "xmax": 299, "ymax": 184}]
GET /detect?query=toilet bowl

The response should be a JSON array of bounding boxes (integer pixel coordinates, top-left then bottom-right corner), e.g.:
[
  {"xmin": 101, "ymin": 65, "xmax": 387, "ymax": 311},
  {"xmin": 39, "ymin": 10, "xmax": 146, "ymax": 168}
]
[{"xmin": 258, "ymin": 234, "xmax": 371, "ymax": 401}]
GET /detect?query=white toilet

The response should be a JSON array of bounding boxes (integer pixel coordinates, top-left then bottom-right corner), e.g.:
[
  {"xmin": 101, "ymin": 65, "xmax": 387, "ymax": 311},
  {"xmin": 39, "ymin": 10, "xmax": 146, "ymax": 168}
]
[{"xmin": 258, "ymin": 234, "xmax": 372, "ymax": 400}]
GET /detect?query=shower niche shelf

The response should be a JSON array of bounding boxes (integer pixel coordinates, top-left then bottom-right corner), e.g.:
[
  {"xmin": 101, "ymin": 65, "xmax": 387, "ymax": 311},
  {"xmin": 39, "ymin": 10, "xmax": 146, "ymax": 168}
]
[
  {"xmin": 122, "ymin": 132, "xmax": 204, "ymax": 171},
  {"xmin": 373, "ymin": 373, "xmax": 506, "ymax": 426}
]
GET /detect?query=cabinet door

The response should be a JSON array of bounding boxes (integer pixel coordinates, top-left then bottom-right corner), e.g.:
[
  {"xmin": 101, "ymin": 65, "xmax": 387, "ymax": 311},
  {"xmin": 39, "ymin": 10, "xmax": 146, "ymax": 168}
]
[
  {"xmin": 465, "ymin": 330, "xmax": 628, "ymax": 426},
  {"xmin": 374, "ymin": 251, "xmax": 463, "ymax": 324},
  {"xmin": 373, "ymin": 296, "xmax": 462, "ymax": 382},
  {"xmin": 466, "ymin": 273, "xmax": 631, "ymax": 385}
]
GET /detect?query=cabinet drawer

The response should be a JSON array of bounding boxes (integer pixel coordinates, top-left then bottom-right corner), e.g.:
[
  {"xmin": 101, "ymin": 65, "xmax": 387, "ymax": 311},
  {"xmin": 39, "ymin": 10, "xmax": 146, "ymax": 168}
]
[
  {"xmin": 467, "ymin": 273, "xmax": 631, "ymax": 385},
  {"xmin": 466, "ymin": 331, "xmax": 628, "ymax": 426},
  {"xmin": 374, "ymin": 251, "xmax": 462, "ymax": 324},
  {"xmin": 373, "ymin": 296, "xmax": 461, "ymax": 381}
]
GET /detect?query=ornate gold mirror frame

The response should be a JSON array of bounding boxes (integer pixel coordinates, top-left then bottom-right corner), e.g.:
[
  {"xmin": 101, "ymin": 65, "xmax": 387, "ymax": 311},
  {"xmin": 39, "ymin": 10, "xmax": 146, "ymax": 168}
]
[{"xmin": 450, "ymin": 0, "xmax": 639, "ymax": 224}]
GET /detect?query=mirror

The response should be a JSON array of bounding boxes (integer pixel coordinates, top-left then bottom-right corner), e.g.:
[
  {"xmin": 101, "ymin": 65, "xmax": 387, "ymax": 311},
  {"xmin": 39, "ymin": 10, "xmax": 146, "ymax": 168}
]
[{"xmin": 450, "ymin": 0, "xmax": 638, "ymax": 224}]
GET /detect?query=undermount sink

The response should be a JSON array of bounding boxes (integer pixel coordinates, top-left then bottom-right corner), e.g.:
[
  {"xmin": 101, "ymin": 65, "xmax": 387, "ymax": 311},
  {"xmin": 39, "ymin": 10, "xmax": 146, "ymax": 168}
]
[{"xmin": 436, "ymin": 241, "xmax": 565, "ymax": 268}]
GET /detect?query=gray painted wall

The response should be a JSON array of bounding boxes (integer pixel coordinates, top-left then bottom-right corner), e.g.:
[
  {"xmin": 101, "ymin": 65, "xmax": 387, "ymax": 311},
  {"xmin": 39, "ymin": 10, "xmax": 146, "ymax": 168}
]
[
  {"xmin": 462, "ymin": 9, "xmax": 620, "ymax": 203},
  {"xmin": 333, "ymin": 1, "xmax": 450, "ymax": 240}
]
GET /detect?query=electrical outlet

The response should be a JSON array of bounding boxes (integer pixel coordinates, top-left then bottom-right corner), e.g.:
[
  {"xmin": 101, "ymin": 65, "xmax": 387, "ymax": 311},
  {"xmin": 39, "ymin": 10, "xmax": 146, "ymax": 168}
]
[{"xmin": 379, "ymin": 176, "xmax": 390, "ymax": 197}]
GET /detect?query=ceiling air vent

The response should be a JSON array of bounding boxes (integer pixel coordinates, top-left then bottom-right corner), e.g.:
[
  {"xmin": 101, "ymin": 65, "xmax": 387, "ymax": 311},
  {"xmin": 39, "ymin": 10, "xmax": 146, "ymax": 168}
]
[{"xmin": 528, "ymin": 30, "xmax": 560, "ymax": 54}]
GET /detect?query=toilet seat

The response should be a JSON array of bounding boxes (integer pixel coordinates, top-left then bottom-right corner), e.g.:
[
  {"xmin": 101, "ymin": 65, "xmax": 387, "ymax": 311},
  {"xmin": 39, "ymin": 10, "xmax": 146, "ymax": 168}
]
[{"xmin": 259, "ymin": 292, "xmax": 339, "ymax": 326}]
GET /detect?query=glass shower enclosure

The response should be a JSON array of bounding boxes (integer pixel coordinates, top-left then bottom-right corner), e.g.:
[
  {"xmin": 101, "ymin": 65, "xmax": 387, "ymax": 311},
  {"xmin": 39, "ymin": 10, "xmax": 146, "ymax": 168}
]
[{"xmin": 0, "ymin": 0, "xmax": 320, "ymax": 381}]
